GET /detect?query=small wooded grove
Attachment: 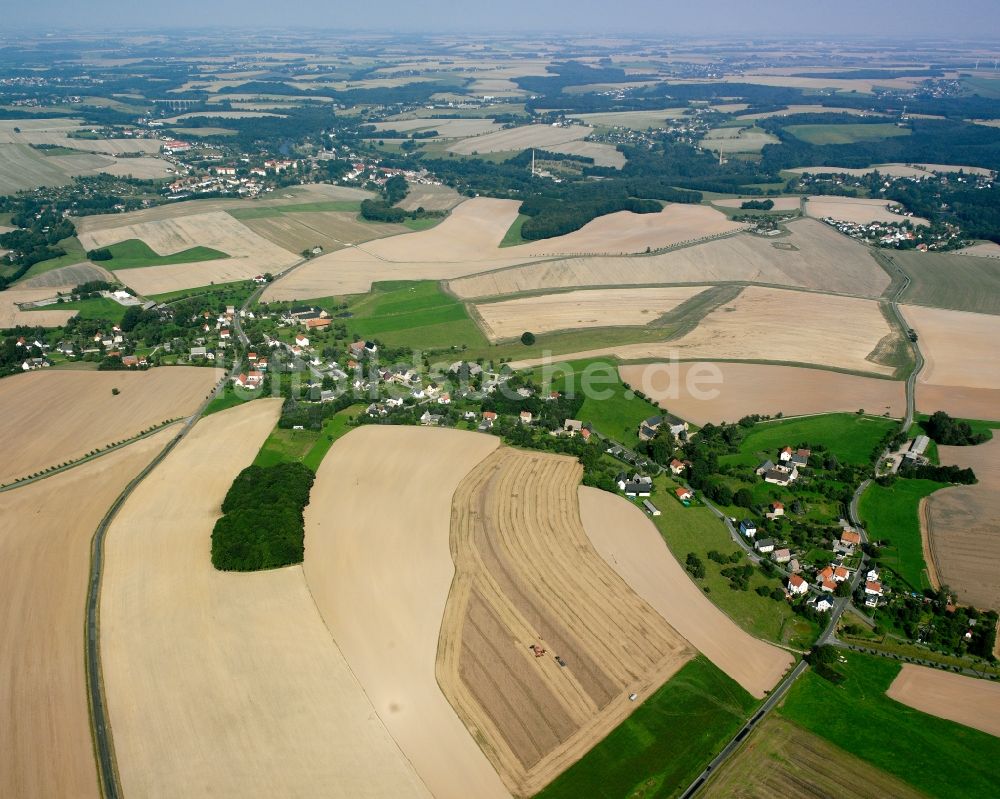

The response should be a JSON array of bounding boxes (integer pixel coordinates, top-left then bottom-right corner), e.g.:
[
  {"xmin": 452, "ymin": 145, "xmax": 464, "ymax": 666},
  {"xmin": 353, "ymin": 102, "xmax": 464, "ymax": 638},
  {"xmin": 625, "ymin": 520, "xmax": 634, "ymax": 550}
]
[{"xmin": 211, "ymin": 462, "xmax": 314, "ymax": 571}]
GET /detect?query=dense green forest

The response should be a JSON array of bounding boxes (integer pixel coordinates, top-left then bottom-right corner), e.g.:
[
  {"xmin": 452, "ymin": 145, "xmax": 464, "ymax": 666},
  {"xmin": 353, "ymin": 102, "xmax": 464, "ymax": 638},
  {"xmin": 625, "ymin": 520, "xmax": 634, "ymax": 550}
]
[{"xmin": 211, "ymin": 462, "xmax": 315, "ymax": 571}]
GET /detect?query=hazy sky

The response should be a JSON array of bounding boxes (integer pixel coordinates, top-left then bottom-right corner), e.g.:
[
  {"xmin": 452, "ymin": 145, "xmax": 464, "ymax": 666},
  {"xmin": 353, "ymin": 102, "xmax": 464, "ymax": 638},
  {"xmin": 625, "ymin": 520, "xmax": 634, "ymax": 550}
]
[{"xmin": 6, "ymin": 0, "xmax": 1000, "ymax": 38}]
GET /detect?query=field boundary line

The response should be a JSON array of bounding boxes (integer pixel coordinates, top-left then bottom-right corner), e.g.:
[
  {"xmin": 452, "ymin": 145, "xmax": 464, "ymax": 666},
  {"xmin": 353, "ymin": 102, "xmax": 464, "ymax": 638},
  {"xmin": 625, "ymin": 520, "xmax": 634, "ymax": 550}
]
[{"xmin": 0, "ymin": 418, "xmax": 185, "ymax": 493}]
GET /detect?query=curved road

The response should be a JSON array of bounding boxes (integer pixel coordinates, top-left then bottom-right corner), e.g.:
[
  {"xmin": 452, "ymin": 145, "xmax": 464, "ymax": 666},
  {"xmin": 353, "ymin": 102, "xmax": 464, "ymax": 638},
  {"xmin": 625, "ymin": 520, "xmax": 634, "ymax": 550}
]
[
  {"xmin": 85, "ymin": 257, "xmax": 308, "ymax": 798},
  {"xmin": 683, "ymin": 251, "xmax": 925, "ymax": 796}
]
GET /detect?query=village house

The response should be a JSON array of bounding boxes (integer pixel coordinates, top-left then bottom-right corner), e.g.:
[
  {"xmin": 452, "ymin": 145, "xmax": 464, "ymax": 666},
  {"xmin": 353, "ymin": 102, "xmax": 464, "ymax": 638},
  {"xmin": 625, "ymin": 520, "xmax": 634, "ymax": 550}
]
[
  {"xmin": 623, "ymin": 477, "xmax": 653, "ymax": 498},
  {"xmin": 295, "ymin": 333, "xmax": 309, "ymax": 347},
  {"xmin": 675, "ymin": 486, "xmax": 694, "ymax": 502},
  {"xmin": 420, "ymin": 410, "xmax": 443, "ymax": 426},
  {"xmin": 763, "ymin": 462, "xmax": 798, "ymax": 486},
  {"xmin": 306, "ymin": 318, "xmax": 332, "ymax": 331},
  {"xmin": 519, "ymin": 410, "xmax": 533, "ymax": 424},
  {"xmin": 772, "ymin": 548, "xmax": 791, "ymax": 564},
  {"xmin": 739, "ymin": 519, "xmax": 757, "ymax": 538},
  {"xmin": 817, "ymin": 566, "xmax": 838, "ymax": 592},
  {"xmin": 669, "ymin": 458, "xmax": 685, "ymax": 475},
  {"xmin": 755, "ymin": 538, "xmax": 775, "ymax": 554},
  {"xmin": 638, "ymin": 415, "xmax": 662, "ymax": 442},
  {"xmin": 766, "ymin": 501, "xmax": 784, "ymax": 519},
  {"xmin": 809, "ymin": 596, "xmax": 834, "ymax": 613},
  {"xmin": 580, "ymin": 428, "xmax": 592, "ymax": 443},
  {"xmin": 787, "ymin": 574, "xmax": 809, "ymax": 595}
]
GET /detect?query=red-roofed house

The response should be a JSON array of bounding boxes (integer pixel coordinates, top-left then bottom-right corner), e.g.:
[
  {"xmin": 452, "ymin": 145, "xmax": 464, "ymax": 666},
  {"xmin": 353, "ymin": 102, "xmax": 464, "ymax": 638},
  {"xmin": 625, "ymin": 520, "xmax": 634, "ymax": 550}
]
[
  {"xmin": 788, "ymin": 574, "xmax": 809, "ymax": 595},
  {"xmin": 675, "ymin": 487, "xmax": 694, "ymax": 502}
]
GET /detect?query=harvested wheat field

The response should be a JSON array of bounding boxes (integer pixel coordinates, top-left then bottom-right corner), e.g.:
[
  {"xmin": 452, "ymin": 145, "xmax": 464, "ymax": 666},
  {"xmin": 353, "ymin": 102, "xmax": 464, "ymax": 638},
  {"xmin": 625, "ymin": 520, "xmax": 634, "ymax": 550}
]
[
  {"xmin": 97, "ymin": 156, "xmax": 174, "ymax": 179},
  {"xmin": 0, "ymin": 287, "xmax": 77, "ymax": 327},
  {"xmin": 511, "ymin": 287, "xmax": 897, "ymax": 376},
  {"xmin": 446, "ymin": 123, "xmax": 591, "ymax": 156},
  {"xmin": 712, "ymin": 196, "xmax": 802, "ymax": 211},
  {"xmin": 957, "ymin": 241, "xmax": 1000, "ymax": 259},
  {"xmin": 509, "ymin": 204, "xmax": 743, "ymax": 257},
  {"xmin": 923, "ymin": 437, "xmax": 1000, "ymax": 610},
  {"xmin": 916, "ymin": 384, "xmax": 1000, "ymax": 421},
  {"xmin": 619, "ymin": 362, "xmax": 905, "ymax": 425},
  {"xmin": 701, "ymin": 717, "xmax": 927, "ymax": 799},
  {"xmin": 101, "ymin": 401, "xmax": 431, "ymax": 799},
  {"xmin": 16, "ymin": 261, "xmax": 113, "ymax": 289},
  {"xmin": 440, "ymin": 447, "xmax": 693, "ymax": 796},
  {"xmin": 0, "ymin": 118, "xmax": 164, "ymax": 155},
  {"xmin": 263, "ymin": 197, "xmax": 536, "ymax": 300},
  {"xmin": 73, "ymin": 183, "xmax": 369, "ymax": 234},
  {"xmin": 0, "ymin": 367, "xmax": 220, "ymax": 485},
  {"xmin": 449, "ymin": 219, "xmax": 888, "ymax": 300},
  {"xmin": 700, "ymin": 127, "xmax": 779, "ymax": 153},
  {"xmin": 304, "ymin": 426, "xmax": 508, "ymax": 799},
  {"xmin": 397, "ymin": 182, "xmax": 463, "ymax": 212},
  {"xmin": 541, "ymin": 139, "xmax": 626, "ymax": 168},
  {"xmin": 371, "ymin": 118, "xmax": 504, "ymax": 138},
  {"xmin": 0, "ymin": 429, "xmax": 171, "ymax": 799},
  {"xmin": 887, "ymin": 665, "xmax": 1000, "ymax": 737},
  {"xmin": 238, "ymin": 210, "xmax": 409, "ymax": 254},
  {"xmin": 79, "ymin": 211, "xmax": 299, "ymax": 294},
  {"xmin": 567, "ymin": 108, "xmax": 688, "ymax": 129},
  {"xmin": 578, "ymin": 487, "xmax": 791, "ymax": 697},
  {"xmin": 906, "ymin": 305, "xmax": 1000, "ymax": 390},
  {"xmin": 737, "ymin": 104, "xmax": 880, "ymax": 120},
  {"xmin": 805, "ymin": 196, "xmax": 929, "ymax": 226},
  {"xmin": 474, "ymin": 286, "xmax": 707, "ymax": 341},
  {"xmin": 788, "ymin": 163, "xmax": 993, "ymax": 178}
]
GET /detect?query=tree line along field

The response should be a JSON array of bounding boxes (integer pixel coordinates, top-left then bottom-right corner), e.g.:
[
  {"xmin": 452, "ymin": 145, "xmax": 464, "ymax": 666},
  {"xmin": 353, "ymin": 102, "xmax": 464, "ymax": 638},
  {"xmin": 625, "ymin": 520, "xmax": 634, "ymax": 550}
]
[{"xmin": 777, "ymin": 651, "xmax": 1000, "ymax": 799}]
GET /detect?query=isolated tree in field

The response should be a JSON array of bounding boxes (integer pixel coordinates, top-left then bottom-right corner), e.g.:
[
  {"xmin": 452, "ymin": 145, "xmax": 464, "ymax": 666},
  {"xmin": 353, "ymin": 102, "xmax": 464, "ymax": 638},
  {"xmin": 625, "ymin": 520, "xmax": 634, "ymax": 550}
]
[{"xmin": 520, "ymin": 331, "xmax": 536, "ymax": 345}]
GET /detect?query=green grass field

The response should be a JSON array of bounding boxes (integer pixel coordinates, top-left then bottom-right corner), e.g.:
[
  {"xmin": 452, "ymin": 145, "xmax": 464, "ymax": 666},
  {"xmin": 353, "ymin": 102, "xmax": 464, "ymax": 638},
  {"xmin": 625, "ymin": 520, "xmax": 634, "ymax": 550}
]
[
  {"xmin": 99, "ymin": 239, "xmax": 229, "ymax": 270},
  {"xmin": 499, "ymin": 214, "xmax": 528, "ymax": 247},
  {"xmin": 785, "ymin": 123, "xmax": 911, "ymax": 145},
  {"xmin": 648, "ymin": 475, "xmax": 814, "ymax": 647},
  {"xmin": 203, "ymin": 386, "xmax": 246, "ymax": 416},
  {"xmin": 301, "ymin": 404, "xmax": 364, "ymax": 471},
  {"xmin": 25, "ymin": 296, "xmax": 127, "ymax": 322},
  {"xmin": 254, "ymin": 404, "xmax": 362, "ymax": 471},
  {"xmin": 341, "ymin": 280, "xmax": 488, "ymax": 351},
  {"xmin": 402, "ymin": 216, "xmax": 442, "ymax": 231},
  {"xmin": 779, "ymin": 651, "xmax": 1000, "ymax": 799},
  {"xmin": 541, "ymin": 358, "xmax": 661, "ymax": 446},
  {"xmin": 890, "ymin": 250, "xmax": 1000, "ymax": 316},
  {"xmin": 858, "ymin": 478, "xmax": 947, "ymax": 590},
  {"xmin": 732, "ymin": 414, "xmax": 898, "ymax": 467},
  {"xmin": 15, "ymin": 236, "xmax": 88, "ymax": 280},
  {"xmin": 533, "ymin": 656, "xmax": 757, "ymax": 799}
]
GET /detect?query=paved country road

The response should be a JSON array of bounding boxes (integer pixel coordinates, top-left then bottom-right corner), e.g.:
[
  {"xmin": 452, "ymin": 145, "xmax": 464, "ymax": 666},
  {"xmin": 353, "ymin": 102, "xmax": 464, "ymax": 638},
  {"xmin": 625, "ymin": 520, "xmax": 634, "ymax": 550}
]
[
  {"xmin": 85, "ymin": 256, "xmax": 309, "ymax": 798},
  {"xmin": 681, "ymin": 250, "xmax": 925, "ymax": 797}
]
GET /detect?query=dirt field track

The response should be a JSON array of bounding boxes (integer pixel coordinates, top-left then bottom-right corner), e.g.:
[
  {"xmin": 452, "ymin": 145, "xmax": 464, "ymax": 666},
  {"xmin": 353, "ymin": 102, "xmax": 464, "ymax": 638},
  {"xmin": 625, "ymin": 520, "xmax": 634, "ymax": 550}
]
[
  {"xmin": 887, "ymin": 665, "xmax": 1000, "ymax": 737},
  {"xmin": 474, "ymin": 286, "xmax": 707, "ymax": 341},
  {"xmin": 0, "ymin": 367, "xmax": 219, "ymax": 484},
  {"xmin": 0, "ymin": 430, "xmax": 171, "ymax": 799},
  {"xmin": 101, "ymin": 401, "xmax": 431, "ymax": 799},
  {"xmin": 511, "ymin": 287, "xmax": 896, "ymax": 376},
  {"xmin": 906, "ymin": 304, "xmax": 1000, "ymax": 391},
  {"xmin": 923, "ymin": 438, "xmax": 1000, "ymax": 611},
  {"xmin": 578, "ymin": 488, "xmax": 792, "ymax": 697},
  {"xmin": 449, "ymin": 219, "xmax": 888, "ymax": 300},
  {"xmin": 304, "ymin": 426, "xmax": 509, "ymax": 799},
  {"xmin": 619, "ymin": 362, "xmax": 905, "ymax": 425},
  {"xmin": 439, "ymin": 447, "xmax": 693, "ymax": 796},
  {"xmin": 805, "ymin": 196, "xmax": 929, "ymax": 226},
  {"xmin": 701, "ymin": 717, "xmax": 927, "ymax": 799}
]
